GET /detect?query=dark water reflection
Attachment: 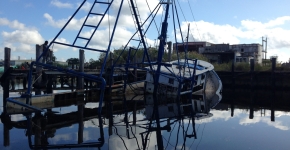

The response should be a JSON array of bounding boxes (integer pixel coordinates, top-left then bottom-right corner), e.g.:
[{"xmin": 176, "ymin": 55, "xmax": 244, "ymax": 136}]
[{"xmin": 1, "ymin": 87, "xmax": 290, "ymax": 149}]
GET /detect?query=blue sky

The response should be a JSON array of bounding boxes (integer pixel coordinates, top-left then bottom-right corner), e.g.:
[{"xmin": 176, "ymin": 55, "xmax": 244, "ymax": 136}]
[{"xmin": 0, "ymin": 0, "xmax": 290, "ymax": 62}]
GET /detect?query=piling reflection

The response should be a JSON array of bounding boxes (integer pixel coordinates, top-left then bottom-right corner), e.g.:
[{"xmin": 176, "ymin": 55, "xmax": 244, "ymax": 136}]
[{"xmin": 1, "ymin": 100, "xmax": 104, "ymax": 149}]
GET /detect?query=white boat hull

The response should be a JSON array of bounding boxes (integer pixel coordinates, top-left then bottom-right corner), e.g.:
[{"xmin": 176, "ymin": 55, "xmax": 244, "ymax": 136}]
[{"xmin": 145, "ymin": 59, "xmax": 222, "ymax": 96}]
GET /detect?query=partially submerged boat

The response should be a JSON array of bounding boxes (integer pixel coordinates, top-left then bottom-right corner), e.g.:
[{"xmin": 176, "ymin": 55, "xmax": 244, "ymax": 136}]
[{"xmin": 145, "ymin": 59, "xmax": 222, "ymax": 95}]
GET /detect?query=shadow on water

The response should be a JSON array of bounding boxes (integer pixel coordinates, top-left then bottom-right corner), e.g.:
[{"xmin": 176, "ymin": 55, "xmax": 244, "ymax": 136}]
[{"xmin": 0, "ymin": 89, "xmax": 222, "ymax": 149}]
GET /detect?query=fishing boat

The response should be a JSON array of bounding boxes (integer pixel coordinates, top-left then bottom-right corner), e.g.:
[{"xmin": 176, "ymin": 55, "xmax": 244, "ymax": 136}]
[{"xmin": 145, "ymin": 58, "xmax": 222, "ymax": 95}]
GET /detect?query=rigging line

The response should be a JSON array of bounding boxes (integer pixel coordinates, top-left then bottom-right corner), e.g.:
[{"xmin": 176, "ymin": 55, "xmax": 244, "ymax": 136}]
[
  {"xmin": 189, "ymin": 29, "xmax": 196, "ymax": 42},
  {"xmin": 112, "ymin": 2, "xmax": 162, "ymax": 71},
  {"xmin": 196, "ymin": 123, "xmax": 206, "ymax": 150},
  {"xmin": 129, "ymin": 124, "xmax": 141, "ymax": 149},
  {"xmin": 174, "ymin": 120, "xmax": 181, "ymax": 150},
  {"xmin": 173, "ymin": 0, "xmax": 188, "ymax": 78},
  {"xmin": 187, "ymin": 0, "xmax": 201, "ymax": 41},
  {"xmin": 165, "ymin": 120, "xmax": 179, "ymax": 149},
  {"xmin": 145, "ymin": 0, "xmax": 160, "ymax": 34},
  {"xmin": 181, "ymin": 118, "xmax": 192, "ymax": 150},
  {"xmin": 176, "ymin": 0, "xmax": 187, "ymax": 23},
  {"xmin": 113, "ymin": 126, "xmax": 129, "ymax": 150},
  {"xmin": 189, "ymin": 123, "xmax": 200, "ymax": 149},
  {"xmin": 146, "ymin": 131, "xmax": 153, "ymax": 150},
  {"xmin": 163, "ymin": 136, "xmax": 175, "ymax": 148},
  {"xmin": 143, "ymin": 101, "xmax": 157, "ymax": 149},
  {"xmin": 171, "ymin": 0, "xmax": 181, "ymax": 76},
  {"xmin": 156, "ymin": 1, "xmax": 165, "ymax": 48},
  {"xmin": 177, "ymin": 0, "xmax": 200, "ymax": 42}
]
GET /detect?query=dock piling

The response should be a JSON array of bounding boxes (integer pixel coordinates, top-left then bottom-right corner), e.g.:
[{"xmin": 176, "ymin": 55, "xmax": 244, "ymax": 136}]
[
  {"xmin": 77, "ymin": 50, "xmax": 84, "ymax": 90},
  {"xmin": 3, "ymin": 47, "xmax": 11, "ymax": 113}
]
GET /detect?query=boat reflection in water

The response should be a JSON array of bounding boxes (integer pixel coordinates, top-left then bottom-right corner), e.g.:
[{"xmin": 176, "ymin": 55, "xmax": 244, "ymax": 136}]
[
  {"xmin": 109, "ymin": 90, "xmax": 222, "ymax": 150},
  {"xmin": 1, "ymin": 90, "xmax": 221, "ymax": 149}
]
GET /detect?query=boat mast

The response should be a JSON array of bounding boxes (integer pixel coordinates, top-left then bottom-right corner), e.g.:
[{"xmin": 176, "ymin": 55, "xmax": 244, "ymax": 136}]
[{"xmin": 153, "ymin": 0, "xmax": 171, "ymax": 95}]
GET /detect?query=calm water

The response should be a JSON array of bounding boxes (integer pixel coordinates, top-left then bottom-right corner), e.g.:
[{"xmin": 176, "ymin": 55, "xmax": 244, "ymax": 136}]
[{"xmin": 0, "ymin": 85, "xmax": 290, "ymax": 150}]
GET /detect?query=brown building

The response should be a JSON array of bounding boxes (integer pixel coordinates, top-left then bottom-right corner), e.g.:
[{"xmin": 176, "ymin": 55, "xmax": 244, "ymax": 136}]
[
  {"xmin": 173, "ymin": 41, "xmax": 212, "ymax": 53},
  {"xmin": 199, "ymin": 43, "xmax": 263, "ymax": 64}
]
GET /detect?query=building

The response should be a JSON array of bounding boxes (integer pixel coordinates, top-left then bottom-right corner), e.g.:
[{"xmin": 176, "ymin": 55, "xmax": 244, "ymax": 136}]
[
  {"xmin": 173, "ymin": 41, "xmax": 212, "ymax": 53},
  {"xmin": 199, "ymin": 43, "xmax": 263, "ymax": 64}
]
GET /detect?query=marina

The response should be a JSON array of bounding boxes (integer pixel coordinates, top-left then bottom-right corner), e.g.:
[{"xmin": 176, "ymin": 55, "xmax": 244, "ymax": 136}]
[{"xmin": 1, "ymin": 0, "xmax": 290, "ymax": 149}]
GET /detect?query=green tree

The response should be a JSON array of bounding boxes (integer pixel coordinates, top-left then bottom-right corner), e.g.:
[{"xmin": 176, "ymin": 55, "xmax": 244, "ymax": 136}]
[{"xmin": 66, "ymin": 58, "xmax": 79, "ymax": 69}]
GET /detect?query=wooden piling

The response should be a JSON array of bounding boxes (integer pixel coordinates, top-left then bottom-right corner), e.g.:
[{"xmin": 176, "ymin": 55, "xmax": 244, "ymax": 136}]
[
  {"xmin": 250, "ymin": 59, "xmax": 255, "ymax": 88},
  {"xmin": 271, "ymin": 57, "xmax": 276, "ymax": 122},
  {"xmin": 71, "ymin": 77, "xmax": 74, "ymax": 91},
  {"xmin": 34, "ymin": 113, "xmax": 42, "ymax": 146},
  {"xmin": 77, "ymin": 103, "xmax": 84, "ymax": 144},
  {"xmin": 250, "ymin": 59, "xmax": 254, "ymax": 73},
  {"xmin": 231, "ymin": 59, "xmax": 235, "ymax": 89},
  {"xmin": 230, "ymin": 59, "xmax": 236, "ymax": 117},
  {"xmin": 3, "ymin": 47, "xmax": 11, "ymax": 113},
  {"xmin": 108, "ymin": 102, "xmax": 113, "ymax": 136},
  {"xmin": 77, "ymin": 50, "xmax": 84, "ymax": 90},
  {"xmin": 2, "ymin": 47, "xmax": 11, "ymax": 146}
]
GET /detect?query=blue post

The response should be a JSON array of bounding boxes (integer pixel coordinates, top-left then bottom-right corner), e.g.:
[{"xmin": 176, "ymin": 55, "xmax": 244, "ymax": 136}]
[{"xmin": 153, "ymin": 1, "xmax": 170, "ymax": 95}]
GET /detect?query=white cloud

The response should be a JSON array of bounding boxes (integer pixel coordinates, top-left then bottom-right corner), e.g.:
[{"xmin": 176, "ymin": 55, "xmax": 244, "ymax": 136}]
[
  {"xmin": 50, "ymin": 37, "xmax": 71, "ymax": 52},
  {"xmin": 44, "ymin": 13, "xmax": 82, "ymax": 30},
  {"xmin": 180, "ymin": 21, "xmax": 241, "ymax": 44},
  {"xmin": 77, "ymin": 1, "xmax": 92, "ymax": 12},
  {"xmin": 2, "ymin": 30, "xmax": 44, "ymax": 45},
  {"xmin": 178, "ymin": 16, "xmax": 290, "ymax": 62},
  {"xmin": 242, "ymin": 16, "xmax": 290, "ymax": 30},
  {"xmin": 0, "ymin": 18, "xmax": 45, "ymax": 59},
  {"xmin": 239, "ymin": 115, "xmax": 289, "ymax": 131},
  {"xmin": 50, "ymin": 0, "xmax": 73, "ymax": 8},
  {"xmin": 0, "ymin": 18, "xmax": 27, "ymax": 30}
]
